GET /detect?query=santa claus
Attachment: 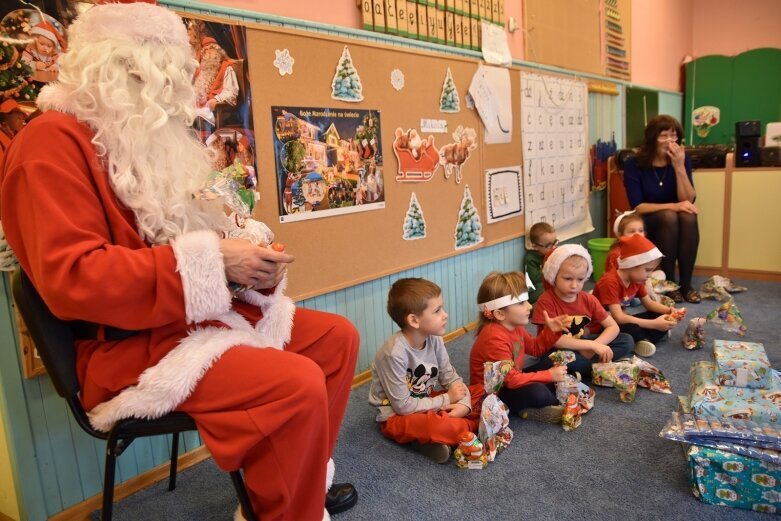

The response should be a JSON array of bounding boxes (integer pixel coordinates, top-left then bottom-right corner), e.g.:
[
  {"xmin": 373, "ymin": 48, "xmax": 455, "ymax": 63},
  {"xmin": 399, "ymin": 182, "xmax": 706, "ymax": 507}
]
[
  {"xmin": 0, "ymin": 2, "xmax": 357, "ymax": 520},
  {"xmin": 187, "ymin": 18, "xmax": 240, "ymax": 127}
]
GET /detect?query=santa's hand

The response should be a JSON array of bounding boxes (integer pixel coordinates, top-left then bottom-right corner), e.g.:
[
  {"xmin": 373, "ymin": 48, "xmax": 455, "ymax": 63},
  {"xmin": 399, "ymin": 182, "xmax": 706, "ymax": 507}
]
[{"xmin": 220, "ymin": 238, "xmax": 295, "ymax": 289}]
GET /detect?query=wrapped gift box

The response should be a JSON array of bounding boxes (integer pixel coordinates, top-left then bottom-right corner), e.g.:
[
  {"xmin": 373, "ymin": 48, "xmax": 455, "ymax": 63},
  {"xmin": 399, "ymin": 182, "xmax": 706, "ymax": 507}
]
[
  {"xmin": 713, "ymin": 340, "xmax": 773, "ymax": 389},
  {"xmin": 688, "ymin": 361, "xmax": 780, "ymax": 425},
  {"xmin": 687, "ymin": 445, "xmax": 781, "ymax": 514}
]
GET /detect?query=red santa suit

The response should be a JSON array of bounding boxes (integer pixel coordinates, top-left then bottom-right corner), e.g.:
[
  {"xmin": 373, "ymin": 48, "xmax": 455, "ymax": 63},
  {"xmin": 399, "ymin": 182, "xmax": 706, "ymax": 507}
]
[{"xmin": 1, "ymin": 110, "xmax": 358, "ymax": 521}]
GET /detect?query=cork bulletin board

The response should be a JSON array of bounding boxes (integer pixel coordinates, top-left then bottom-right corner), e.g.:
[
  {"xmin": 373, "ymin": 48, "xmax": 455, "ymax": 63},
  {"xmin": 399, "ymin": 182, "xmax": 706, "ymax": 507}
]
[
  {"xmin": 239, "ymin": 23, "xmax": 525, "ymax": 300},
  {"xmin": 522, "ymin": 0, "xmax": 602, "ymax": 76}
]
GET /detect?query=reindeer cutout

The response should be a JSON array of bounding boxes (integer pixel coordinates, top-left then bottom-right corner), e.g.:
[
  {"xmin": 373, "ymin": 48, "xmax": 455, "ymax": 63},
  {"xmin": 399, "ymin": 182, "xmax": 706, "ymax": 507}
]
[{"xmin": 439, "ymin": 126, "xmax": 477, "ymax": 184}]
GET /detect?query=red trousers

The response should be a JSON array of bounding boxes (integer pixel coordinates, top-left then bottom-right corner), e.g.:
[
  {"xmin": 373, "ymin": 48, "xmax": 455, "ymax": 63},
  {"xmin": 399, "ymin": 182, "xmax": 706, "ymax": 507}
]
[
  {"xmin": 380, "ymin": 384, "xmax": 484, "ymax": 445},
  {"xmin": 178, "ymin": 308, "xmax": 359, "ymax": 521}
]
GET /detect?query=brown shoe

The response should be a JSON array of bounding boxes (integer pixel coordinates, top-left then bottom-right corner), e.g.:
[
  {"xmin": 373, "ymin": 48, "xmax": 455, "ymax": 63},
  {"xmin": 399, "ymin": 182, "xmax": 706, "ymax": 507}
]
[
  {"xmin": 410, "ymin": 442, "xmax": 451, "ymax": 463},
  {"xmin": 667, "ymin": 289, "xmax": 684, "ymax": 303},
  {"xmin": 684, "ymin": 289, "xmax": 702, "ymax": 303}
]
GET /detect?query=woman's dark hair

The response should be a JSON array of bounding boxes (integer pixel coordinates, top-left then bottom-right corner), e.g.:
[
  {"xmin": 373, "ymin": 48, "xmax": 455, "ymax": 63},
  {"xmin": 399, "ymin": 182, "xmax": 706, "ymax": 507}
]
[{"xmin": 635, "ymin": 115, "xmax": 684, "ymax": 169}]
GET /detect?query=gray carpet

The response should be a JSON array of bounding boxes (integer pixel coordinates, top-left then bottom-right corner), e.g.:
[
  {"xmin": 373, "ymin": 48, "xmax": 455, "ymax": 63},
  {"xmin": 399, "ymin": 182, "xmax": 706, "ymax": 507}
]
[{"xmin": 94, "ymin": 277, "xmax": 780, "ymax": 520}]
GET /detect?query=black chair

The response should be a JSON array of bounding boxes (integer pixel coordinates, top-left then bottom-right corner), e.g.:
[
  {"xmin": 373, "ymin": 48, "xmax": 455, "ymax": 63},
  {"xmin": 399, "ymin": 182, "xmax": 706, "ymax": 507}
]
[{"xmin": 11, "ymin": 270, "xmax": 258, "ymax": 521}]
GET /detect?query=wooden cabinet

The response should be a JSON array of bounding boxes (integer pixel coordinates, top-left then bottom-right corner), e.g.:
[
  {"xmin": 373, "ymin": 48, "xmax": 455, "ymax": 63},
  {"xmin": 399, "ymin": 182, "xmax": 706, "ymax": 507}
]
[{"xmin": 692, "ymin": 155, "xmax": 781, "ymax": 279}]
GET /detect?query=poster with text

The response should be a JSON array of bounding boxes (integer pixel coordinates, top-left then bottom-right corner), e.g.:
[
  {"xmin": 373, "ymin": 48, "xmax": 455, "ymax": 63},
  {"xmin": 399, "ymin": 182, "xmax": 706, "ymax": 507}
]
[
  {"xmin": 521, "ymin": 73, "xmax": 593, "ymax": 246},
  {"xmin": 271, "ymin": 107, "xmax": 384, "ymax": 223}
]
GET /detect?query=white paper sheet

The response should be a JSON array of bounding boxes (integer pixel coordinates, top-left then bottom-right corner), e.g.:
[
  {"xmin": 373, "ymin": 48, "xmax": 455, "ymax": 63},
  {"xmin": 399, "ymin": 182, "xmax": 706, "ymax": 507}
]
[
  {"xmin": 468, "ymin": 65, "xmax": 512, "ymax": 144},
  {"xmin": 481, "ymin": 21, "xmax": 512, "ymax": 67}
]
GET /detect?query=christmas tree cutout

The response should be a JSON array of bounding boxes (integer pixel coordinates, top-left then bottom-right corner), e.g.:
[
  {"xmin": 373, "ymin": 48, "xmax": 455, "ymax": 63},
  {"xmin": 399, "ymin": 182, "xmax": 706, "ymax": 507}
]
[
  {"xmin": 331, "ymin": 46, "xmax": 364, "ymax": 102},
  {"xmin": 0, "ymin": 40, "xmax": 37, "ymax": 102},
  {"xmin": 454, "ymin": 185, "xmax": 483, "ymax": 250},
  {"xmin": 403, "ymin": 192, "xmax": 427, "ymax": 240},
  {"xmin": 439, "ymin": 68, "xmax": 460, "ymax": 113}
]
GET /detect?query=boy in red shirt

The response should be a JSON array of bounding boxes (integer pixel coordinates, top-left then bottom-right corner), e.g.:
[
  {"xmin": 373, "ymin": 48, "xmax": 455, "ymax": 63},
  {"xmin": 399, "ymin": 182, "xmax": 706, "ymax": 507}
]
[
  {"xmin": 530, "ymin": 244, "xmax": 634, "ymax": 379},
  {"xmin": 593, "ymin": 235, "xmax": 682, "ymax": 357}
]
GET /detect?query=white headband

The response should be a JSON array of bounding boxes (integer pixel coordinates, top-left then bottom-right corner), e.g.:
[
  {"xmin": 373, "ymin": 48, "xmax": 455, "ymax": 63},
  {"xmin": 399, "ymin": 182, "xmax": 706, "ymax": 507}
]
[
  {"xmin": 479, "ymin": 293, "xmax": 529, "ymax": 312},
  {"xmin": 613, "ymin": 210, "xmax": 637, "ymax": 237}
]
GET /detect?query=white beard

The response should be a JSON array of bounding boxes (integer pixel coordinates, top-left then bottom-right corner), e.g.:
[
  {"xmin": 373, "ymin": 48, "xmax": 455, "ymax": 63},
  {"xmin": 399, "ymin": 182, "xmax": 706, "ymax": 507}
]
[{"xmin": 37, "ymin": 40, "xmax": 228, "ymax": 245}]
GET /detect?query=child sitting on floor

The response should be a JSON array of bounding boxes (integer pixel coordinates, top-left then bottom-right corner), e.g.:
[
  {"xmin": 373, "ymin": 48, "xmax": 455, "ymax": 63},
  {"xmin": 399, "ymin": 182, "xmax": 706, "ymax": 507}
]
[
  {"xmin": 606, "ymin": 211, "xmax": 666, "ymax": 305},
  {"xmin": 531, "ymin": 244, "xmax": 634, "ymax": 379},
  {"xmin": 593, "ymin": 235, "xmax": 682, "ymax": 357},
  {"xmin": 368, "ymin": 278, "xmax": 481, "ymax": 463},
  {"xmin": 469, "ymin": 271, "xmax": 571, "ymax": 423},
  {"xmin": 524, "ymin": 222, "xmax": 558, "ymax": 304}
]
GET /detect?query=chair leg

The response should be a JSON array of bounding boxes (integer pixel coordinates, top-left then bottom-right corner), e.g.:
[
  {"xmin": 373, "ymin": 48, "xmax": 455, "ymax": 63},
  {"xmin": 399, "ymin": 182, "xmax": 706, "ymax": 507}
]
[
  {"xmin": 168, "ymin": 432, "xmax": 180, "ymax": 491},
  {"xmin": 230, "ymin": 470, "xmax": 258, "ymax": 521},
  {"xmin": 102, "ymin": 444, "xmax": 118, "ymax": 521}
]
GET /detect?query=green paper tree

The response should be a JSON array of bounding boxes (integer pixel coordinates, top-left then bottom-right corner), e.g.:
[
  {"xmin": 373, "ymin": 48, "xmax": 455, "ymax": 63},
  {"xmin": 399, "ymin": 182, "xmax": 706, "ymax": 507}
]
[
  {"xmin": 0, "ymin": 40, "xmax": 37, "ymax": 102},
  {"xmin": 403, "ymin": 192, "xmax": 427, "ymax": 240},
  {"xmin": 454, "ymin": 185, "xmax": 483, "ymax": 249},
  {"xmin": 439, "ymin": 68, "xmax": 460, "ymax": 113},
  {"xmin": 331, "ymin": 46, "xmax": 363, "ymax": 102}
]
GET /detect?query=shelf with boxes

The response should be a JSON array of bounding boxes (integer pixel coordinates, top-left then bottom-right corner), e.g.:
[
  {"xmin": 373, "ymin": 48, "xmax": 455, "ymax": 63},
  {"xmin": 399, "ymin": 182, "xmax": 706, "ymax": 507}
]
[{"xmin": 359, "ymin": 0, "xmax": 505, "ymax": 51}]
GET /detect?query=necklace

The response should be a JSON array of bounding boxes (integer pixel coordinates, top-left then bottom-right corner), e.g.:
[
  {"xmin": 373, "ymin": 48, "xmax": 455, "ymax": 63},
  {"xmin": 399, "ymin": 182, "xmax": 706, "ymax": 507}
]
[{"xmin": 653, "ymin": 165, "xmax": 670, "ymax": 187}]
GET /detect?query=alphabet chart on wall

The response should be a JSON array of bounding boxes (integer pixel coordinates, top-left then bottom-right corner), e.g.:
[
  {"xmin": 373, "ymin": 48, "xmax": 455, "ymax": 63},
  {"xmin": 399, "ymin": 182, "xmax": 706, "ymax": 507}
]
[{"xmin": 520, "ymin": 73, "xmax": 594, "ymax": 245}]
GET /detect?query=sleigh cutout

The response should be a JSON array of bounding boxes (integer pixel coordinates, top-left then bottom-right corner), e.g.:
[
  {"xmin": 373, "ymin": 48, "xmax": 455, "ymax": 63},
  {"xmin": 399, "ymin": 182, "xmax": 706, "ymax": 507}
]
[{"xmin": 392, "ymin": 128, "xmax": 440, "ymax": 182}]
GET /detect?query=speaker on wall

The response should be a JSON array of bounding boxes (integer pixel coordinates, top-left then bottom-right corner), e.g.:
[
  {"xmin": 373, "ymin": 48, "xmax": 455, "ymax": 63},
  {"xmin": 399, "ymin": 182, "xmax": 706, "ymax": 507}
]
[{"xmin": 736, "ymin": 136, "xmax": 761, "ymax": 167}]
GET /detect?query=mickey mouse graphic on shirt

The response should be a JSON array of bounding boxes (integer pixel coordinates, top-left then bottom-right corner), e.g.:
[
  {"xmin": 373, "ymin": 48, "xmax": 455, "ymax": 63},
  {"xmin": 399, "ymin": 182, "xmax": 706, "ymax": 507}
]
[
  {"xmin": 406, "ymin": 364, "xmax": 438, "ymax": 398},
  {"xmin": 561, "ymin": 316, "xmax": 591, "ymax": 339}
]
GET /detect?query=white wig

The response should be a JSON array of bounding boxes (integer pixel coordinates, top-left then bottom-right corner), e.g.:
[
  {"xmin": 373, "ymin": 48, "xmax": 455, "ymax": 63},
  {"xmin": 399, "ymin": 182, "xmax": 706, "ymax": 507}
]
[{"xmin": 37, "ymin": 3, "xmax": 226, "ymax": 245}]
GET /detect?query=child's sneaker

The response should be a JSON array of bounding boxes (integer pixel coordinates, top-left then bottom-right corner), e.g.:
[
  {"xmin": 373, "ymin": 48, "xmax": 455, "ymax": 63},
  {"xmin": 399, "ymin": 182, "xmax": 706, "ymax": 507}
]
[
  {"xmin": 519, "ymin": 405, "xmax": 564, "ymax": 424},
  {"xmin": 634, "ymin": 340, "xmax": 656, "ymax": 357},
  {"xmin": 410, "ymin": 442, "xmax": 451, "ymax": 463}
]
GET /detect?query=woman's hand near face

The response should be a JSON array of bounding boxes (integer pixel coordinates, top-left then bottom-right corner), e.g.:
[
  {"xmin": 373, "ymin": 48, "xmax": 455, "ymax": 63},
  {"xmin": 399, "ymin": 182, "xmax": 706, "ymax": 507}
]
[{"xmin": 666, "ymin": 141, "xmax": 686, "ymax": 170}]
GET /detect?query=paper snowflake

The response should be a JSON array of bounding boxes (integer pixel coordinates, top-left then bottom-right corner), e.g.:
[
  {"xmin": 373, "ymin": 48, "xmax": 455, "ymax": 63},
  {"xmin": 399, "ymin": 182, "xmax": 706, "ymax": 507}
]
[
  {"xmin": 273, "ymin": 49, "xmax": 294, "ymax": 76},
  {"xmin": 391, "ymin": 69, "xmax": 405, "ymax": 91}
]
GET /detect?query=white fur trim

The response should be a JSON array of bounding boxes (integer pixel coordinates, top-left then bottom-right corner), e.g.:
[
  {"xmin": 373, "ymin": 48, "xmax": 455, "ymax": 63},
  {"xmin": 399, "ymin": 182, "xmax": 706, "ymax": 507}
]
[
  {"xmin": 172, "ymin": 230, "xmax": 232, "ymax": 324},
  {"xmin": 618, "ymin": 247, "xmax": 663, "ymax": 269},
  {"xmin": 542, "ymin": 244, "xmax": 593, "ymax": 284},
  {"xmin": 67, "ymin": 3, "xmax": 189, "ymax": 49},
  {"xmin": 326, "ymin": 458, "xmax": 335, "ymax": 492},
  {"xmin": 323, "ymin": 508, "xmax": 331, "ymax": 521},
  {"xmin": 88, "ymin": 318, "xmax": 276, "ymax": 432},
  {"xmin": 238, "ymin": 276, "xmax": 295, "ymax": 349}
]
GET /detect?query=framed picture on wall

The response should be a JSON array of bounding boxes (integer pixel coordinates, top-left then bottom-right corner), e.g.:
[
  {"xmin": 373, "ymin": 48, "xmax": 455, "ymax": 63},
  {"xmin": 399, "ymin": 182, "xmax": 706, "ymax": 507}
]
[{"xmin": 485, "ymin": 166, "xmax": 523, "ymax": 224}]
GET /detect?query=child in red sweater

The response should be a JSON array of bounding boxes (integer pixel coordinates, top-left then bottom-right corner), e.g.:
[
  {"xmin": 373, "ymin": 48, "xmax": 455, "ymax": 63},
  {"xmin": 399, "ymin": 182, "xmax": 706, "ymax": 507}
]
[
  {"xmin": 593, "ymin": 235, "xmax": 682, "ymax": 357},
  {"xmin": 469, "ymin": 272, "xmax": 571, "ymax": 423}
]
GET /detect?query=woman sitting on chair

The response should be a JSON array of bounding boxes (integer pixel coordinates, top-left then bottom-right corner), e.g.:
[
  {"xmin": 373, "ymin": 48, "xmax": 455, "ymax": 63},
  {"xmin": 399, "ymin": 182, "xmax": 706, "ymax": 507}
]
[{"xmin": 623, "ymin": 115, "xmax": 701, "ymax": 303}]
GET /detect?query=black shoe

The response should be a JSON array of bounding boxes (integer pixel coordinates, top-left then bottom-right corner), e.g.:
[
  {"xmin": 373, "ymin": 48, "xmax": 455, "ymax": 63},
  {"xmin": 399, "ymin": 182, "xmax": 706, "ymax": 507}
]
[{"xmin": 325, "ymin": 482, "xmax": 358, "ymax": 516}]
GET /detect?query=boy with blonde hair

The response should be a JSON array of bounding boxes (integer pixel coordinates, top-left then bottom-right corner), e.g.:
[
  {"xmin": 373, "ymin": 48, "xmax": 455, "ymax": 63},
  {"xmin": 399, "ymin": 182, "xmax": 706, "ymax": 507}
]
[
  {"xmin": 530, "ymin": 244, "xmax": 634, "ymax": 379},
  {"xmin": 369, "ymin": 278, "xmax": 480, "ymax": 463}
]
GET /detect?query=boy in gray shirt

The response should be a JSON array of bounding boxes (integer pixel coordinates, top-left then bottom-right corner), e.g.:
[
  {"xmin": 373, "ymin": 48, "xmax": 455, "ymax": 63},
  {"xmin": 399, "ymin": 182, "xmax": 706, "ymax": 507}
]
[{"xmin": 368, "ymin": 278, "xmax": 480, "ymax": 463}]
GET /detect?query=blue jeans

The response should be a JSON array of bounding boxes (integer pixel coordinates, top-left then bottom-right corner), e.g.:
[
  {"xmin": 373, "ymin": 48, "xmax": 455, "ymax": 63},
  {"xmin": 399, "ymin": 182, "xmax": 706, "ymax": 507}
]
[
  {"xmin": 525, "ymin": 332, "xmax": 634, "ymax": 380},
  {"xmin": 498, "ymin": 383, "xmax": 558, "ymax": 414}
]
